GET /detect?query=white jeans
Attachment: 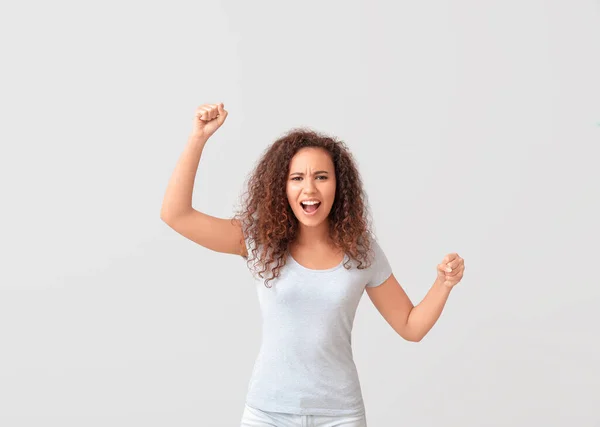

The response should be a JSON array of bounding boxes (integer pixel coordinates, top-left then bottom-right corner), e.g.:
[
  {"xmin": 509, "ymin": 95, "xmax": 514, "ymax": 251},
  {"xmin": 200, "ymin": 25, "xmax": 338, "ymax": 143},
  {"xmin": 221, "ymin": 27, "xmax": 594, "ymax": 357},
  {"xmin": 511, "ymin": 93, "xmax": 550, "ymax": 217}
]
[{"xmin": 240, "ymin": 403, "xmax": 368, "ymax": 427}]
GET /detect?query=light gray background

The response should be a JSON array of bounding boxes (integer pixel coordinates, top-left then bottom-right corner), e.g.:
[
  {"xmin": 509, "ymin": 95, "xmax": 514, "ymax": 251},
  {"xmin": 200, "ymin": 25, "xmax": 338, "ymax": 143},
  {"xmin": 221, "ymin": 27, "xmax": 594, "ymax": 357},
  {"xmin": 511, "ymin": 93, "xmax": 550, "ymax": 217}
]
[{"xmin": 1, "ymin": 1, "xmax": 599, "ymax": 426}]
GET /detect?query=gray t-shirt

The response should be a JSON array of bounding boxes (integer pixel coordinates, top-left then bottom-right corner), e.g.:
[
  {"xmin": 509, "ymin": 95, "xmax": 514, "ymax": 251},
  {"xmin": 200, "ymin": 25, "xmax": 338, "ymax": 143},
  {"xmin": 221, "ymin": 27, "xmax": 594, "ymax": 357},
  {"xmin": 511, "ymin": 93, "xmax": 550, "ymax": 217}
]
[{"xmin": 242, "ymin": 234, "xmax": 393, "ymax": 416}]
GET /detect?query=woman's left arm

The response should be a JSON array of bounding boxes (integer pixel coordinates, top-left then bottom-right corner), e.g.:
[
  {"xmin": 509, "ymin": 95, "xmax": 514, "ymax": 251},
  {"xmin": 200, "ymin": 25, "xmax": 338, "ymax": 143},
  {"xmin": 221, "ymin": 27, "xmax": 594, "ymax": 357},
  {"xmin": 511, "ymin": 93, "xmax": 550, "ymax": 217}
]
[{"xmin": 366, "ymin": 253, "xmax": 465, "ymax": 342}]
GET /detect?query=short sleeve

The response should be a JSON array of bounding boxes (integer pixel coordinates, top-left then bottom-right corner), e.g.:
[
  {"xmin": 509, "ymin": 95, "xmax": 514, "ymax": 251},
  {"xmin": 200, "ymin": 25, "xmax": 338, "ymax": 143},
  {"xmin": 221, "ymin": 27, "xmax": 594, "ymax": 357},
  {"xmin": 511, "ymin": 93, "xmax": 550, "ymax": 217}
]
[
  {"xmin": 241, "ymin": 227, "xmax": 261, "ymax": 260},
  {"xmin": 242, "ymin": 229, "xmax": 253, "ymax": 258},
  {"xmin": 365, "ymin": 237, "xmax": 393, "ymax": 288}
]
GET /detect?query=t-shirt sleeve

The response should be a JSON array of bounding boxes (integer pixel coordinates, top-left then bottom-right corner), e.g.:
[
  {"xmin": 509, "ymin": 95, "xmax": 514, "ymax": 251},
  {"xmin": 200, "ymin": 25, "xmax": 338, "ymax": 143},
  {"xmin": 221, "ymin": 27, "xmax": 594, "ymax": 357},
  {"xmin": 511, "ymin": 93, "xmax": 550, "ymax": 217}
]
[
  {"xmin": 241, "ymin": 227, "xmax": 260, "ymax": 260},
  {"xmin": 365, "ymin": 237, "xmax": 393, "ymax": 288},
  {"xmin": 242, "ymin": 228, "xmax": 252, "ymax": 258}
]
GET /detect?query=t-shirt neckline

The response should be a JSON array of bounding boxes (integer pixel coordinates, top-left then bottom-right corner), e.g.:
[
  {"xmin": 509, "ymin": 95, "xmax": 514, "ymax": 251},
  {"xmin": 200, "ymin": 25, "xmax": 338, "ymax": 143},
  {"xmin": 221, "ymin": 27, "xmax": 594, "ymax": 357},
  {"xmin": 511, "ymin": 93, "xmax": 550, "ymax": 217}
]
[{"xmin": 288, "ymin": 252, "xmax": 348, "ymax": 273}]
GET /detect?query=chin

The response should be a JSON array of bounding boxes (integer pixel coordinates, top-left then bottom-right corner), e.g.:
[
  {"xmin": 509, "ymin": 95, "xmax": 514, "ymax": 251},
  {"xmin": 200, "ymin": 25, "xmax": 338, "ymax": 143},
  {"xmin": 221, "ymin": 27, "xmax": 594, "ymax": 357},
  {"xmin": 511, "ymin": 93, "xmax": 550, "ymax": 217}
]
[
  {"xmin": 294, "ymin": 210, "xmax": 330, "ymax": 226},
  {"xmin": 298, "ymin": 220, "xmax": 323, "ymax": 227}
]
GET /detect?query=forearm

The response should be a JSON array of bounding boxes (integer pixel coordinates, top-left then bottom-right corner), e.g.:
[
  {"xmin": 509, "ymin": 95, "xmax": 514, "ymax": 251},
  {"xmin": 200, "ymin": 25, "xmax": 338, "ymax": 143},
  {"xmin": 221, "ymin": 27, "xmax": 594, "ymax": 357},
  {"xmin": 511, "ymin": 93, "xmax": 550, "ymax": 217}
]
[
  {"xmin": 160, "ymin": 133, "xmax": 209, "ymax": 220},
  {"xmin": 406, "ymin": 278, "xmax": 452, "ymax": 341}
]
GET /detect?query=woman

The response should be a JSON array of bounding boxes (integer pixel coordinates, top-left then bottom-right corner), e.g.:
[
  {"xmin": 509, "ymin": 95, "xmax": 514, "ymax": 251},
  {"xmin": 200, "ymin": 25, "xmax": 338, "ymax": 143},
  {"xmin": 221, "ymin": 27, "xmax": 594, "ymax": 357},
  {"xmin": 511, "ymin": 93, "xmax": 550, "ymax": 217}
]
[{"xmin": 160, "ymin": 103, "xmax": 466, "ymax": 427}]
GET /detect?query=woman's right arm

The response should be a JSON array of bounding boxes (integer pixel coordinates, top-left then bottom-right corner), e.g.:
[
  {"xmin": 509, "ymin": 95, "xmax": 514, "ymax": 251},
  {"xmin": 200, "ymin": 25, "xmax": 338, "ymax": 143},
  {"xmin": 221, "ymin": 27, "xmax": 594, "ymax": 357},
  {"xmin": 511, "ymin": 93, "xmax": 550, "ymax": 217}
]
[{"xmin": 159, "ymin": 104, "xmax": 247, "ymax": 257}]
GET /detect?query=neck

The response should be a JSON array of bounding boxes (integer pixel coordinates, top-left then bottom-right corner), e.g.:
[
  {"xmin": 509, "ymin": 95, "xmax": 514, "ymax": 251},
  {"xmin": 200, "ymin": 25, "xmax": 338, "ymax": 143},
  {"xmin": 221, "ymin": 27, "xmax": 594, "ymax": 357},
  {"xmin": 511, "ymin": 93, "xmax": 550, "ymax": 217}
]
[{"xmin": 295, "ymin": 220, "xmax": 331, "ymax": 247}]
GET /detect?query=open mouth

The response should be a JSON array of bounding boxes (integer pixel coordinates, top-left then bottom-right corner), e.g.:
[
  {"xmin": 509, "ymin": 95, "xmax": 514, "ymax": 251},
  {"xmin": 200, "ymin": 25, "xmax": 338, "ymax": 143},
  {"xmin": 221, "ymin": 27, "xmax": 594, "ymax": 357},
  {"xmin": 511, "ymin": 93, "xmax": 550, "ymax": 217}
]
[{"xmin": 300, "ymin": 201, "xmax": 321, "ymax": 215}]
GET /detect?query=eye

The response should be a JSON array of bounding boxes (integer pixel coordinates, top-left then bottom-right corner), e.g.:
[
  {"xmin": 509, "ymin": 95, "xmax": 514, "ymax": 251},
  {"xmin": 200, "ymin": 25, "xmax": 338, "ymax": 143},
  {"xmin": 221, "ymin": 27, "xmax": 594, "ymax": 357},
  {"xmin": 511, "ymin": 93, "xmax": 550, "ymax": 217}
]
[{"xmin": 290, "ymin": 175, "xmax": 327, "ymax": 181}]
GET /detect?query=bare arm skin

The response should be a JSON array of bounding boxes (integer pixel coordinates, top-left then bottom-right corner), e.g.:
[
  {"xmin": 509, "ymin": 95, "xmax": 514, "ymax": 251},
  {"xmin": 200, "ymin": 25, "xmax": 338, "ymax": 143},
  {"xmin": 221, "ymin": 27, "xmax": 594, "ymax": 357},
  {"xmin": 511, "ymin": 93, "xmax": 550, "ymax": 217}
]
[
  {"xmin": 160, "ymin": 104, "xmax": 247, "ymax": 257},
  {"xmin": 366, "ymin": 253, "xmax": 465, "ymax": 341},
  {"xmin": 366, "ymin": 275, "xmax": 452, "ymax": 342}
]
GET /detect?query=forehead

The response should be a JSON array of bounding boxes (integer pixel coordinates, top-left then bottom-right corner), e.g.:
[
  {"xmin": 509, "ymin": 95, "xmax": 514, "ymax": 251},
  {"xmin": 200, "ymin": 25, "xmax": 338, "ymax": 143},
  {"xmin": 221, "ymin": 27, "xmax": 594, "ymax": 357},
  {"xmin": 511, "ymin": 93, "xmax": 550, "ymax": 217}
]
[{"xmin": 288, "ymin": 147, "xmax": 333, "ymax": 170}]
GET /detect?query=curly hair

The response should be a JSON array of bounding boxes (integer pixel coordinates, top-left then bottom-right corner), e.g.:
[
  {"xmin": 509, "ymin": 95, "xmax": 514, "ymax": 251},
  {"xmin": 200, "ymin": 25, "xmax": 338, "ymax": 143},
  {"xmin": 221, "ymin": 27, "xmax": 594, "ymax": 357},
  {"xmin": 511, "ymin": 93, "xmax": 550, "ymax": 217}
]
[{"xmin": 232, "ymin": 127, "xmax": 377, "ymax": 288}]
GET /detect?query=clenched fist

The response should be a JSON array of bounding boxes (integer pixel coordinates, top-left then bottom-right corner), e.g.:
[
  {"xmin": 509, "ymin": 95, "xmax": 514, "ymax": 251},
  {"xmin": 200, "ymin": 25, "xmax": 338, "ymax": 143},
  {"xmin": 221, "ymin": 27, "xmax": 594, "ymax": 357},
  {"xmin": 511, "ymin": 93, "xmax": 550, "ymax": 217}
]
[
  {"xmin": 437, "ymin": 253, "xmax": 465, "ymax": 288},
  {"xmin": 193, "ymin": 103, "xmax": 228, "ymax": 138}
]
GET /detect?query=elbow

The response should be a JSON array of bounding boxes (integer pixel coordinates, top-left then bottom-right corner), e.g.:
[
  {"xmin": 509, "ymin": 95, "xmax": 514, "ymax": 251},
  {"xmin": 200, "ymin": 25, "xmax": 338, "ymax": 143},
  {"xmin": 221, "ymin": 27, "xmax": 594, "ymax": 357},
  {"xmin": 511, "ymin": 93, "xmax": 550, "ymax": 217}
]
[
  {"xmin": 404, "ymin": 333, "xmax": 423, "ymax": 342},
  {"xmin": 395, "ymin": 321, "xmax": 423, "ymax": 342},
  {"xmin": 160, "ymin": 207, "xmax": 192, "ymax": 223},
  {"xmin": 160, "ymin": 209, "xmax": 178, "ymax": 224},
  {"xmin": 397, "ymin": 326, "xmax": 423, "ymax": 342},
  {"xmin": 160, "ymin": 208, "xmax": 169, "ymax": 221}
]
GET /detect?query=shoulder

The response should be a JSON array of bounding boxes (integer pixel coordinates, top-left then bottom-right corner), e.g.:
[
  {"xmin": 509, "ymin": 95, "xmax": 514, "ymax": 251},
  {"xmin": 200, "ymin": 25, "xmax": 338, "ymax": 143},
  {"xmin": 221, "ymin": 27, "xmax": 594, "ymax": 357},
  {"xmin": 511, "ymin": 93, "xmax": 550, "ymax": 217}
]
[{"xmin": 364, "ymin": 232, "xmax": 384, "ymax": 256}]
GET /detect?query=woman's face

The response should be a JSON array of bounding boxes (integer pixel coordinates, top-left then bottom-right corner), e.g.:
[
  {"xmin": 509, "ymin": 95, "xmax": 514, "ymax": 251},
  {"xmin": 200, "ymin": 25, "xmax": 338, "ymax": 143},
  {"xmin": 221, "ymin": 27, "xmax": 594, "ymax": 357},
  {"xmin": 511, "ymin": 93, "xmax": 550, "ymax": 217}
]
[{"xmin": 286, "ymin": 147, "xmax": 336, "ymax": 227}]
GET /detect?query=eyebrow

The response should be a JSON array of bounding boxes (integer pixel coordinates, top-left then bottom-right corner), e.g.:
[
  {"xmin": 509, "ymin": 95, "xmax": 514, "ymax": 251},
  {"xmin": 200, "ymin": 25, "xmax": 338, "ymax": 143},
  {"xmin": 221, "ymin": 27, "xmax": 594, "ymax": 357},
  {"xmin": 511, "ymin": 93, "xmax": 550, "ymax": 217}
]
[{"xmin": 289, "ymin": 171, "xmax": 329, "ymax": 176}]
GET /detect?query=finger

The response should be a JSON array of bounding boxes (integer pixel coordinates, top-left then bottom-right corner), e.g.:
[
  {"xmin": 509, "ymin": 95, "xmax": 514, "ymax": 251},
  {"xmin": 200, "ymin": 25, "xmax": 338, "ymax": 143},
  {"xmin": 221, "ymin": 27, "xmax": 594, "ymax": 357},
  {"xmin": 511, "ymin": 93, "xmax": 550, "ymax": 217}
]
[
  {"xmin": 446, "ymin": 264, "xmax": 464, "ymax": 277},
  {"xmin": 446, "ymin": 267, "xmax": 462, "ymax": 278},
  {"xmin": 441, "ymin": 257, "xmax": 459, "ymax": 272},
  {"xmin": 447, "ymin": 257, "xmax": 463, "ymax": 270},
  {"xmin": 197, "ymin": 106, "xmax": 211, "ymax": 121},
  {"xmin": 444, "ymin": 271, "xmax": 460, "ymax": 284},
  {"xmin": 199, "ymin": 104, "xmax": 219, "ymax": 121},
  {"xmin": 443, "ymin": 254, "xmax": 455, "ymax": 264},
  {"xmin": 207, "ymin": 104, "xmax": 218, "ymax": 120},
  {"xmin": 439, "ymin": 263, "xmax": 452, "ymax": 273}
]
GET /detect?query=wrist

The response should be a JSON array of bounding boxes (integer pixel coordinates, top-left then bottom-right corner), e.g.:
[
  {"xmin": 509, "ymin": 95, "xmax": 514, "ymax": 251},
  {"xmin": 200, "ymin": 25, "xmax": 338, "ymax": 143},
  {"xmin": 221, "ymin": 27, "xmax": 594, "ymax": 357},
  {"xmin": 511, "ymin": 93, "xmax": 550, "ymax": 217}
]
[
  {"xmin": 189, "ymin": 132, "xmax": 209, "ymax": 145},
  {"xmin": 434, "ymin": 277, "xmax": 453, "ymax": 293}
]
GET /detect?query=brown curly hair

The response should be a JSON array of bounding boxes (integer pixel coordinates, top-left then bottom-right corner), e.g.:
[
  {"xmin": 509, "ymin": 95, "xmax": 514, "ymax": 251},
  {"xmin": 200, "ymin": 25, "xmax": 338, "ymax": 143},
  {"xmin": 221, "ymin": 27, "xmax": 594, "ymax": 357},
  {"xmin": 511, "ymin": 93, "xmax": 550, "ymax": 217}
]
[{"xmin": 232, "ymin": 127, "xmax": 377, "ymax": 287}]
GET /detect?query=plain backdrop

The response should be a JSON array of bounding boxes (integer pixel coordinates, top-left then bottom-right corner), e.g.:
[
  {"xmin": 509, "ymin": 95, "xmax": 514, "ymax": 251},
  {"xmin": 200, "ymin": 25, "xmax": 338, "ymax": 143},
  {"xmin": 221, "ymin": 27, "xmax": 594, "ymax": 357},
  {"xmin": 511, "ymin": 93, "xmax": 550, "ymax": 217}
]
[{"xmin": 1, "ymin": 1, "xmax": 599, "ymax": 426}]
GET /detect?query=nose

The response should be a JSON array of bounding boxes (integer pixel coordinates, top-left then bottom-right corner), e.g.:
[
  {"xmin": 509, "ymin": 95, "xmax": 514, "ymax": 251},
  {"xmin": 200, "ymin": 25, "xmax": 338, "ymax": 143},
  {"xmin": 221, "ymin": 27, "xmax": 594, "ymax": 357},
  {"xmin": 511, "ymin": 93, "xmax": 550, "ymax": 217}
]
[{"xmin": 302, "ymin": 177, "xmax": 317, "ymax": 193}]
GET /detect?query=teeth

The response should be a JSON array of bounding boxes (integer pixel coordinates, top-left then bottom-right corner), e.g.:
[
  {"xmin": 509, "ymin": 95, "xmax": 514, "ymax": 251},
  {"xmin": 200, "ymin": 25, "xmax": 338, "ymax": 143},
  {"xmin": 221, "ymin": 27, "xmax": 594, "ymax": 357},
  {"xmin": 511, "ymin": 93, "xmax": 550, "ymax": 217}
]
[{"xmin": 301, "ymin": 201, "xmax": 320, "ymax": 205}]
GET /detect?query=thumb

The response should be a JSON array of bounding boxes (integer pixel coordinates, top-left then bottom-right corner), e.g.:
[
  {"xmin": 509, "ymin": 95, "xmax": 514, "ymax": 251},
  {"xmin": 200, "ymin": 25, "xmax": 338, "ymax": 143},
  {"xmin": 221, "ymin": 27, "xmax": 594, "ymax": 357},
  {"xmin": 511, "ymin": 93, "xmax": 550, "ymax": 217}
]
[{"xmin": 438, "ymin": 263, "xmax": 451, "ymax": 273}]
